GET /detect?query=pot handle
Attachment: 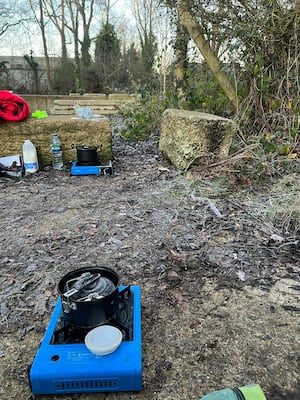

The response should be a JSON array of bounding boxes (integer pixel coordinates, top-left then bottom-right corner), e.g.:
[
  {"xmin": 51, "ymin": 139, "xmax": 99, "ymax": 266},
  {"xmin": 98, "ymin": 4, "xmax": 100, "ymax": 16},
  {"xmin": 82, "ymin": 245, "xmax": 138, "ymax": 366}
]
[{"xmin": 70, "ymin": 143, "xmax": 103, "ymax": 151}]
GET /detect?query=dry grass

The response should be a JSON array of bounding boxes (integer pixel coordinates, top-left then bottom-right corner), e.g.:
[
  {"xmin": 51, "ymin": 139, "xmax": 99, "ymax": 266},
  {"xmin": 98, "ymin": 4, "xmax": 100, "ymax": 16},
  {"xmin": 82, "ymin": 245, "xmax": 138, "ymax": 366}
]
[
  {"xmin": 188, "ymin": 143, "xmax": 299, "ymax": 235},
  {"xmin": 187, "ymin": 144, "xmax": 258, "ymax": 176},
  {"xmin": 267, "ymin": 174, "xmax": 300, "ymax": 234}
]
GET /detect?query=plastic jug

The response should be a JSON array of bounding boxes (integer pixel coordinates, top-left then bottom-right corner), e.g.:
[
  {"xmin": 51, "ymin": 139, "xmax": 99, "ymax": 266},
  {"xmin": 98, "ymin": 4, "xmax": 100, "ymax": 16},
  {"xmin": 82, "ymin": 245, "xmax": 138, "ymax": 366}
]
[
  {"xmin": 200, "ymin": 384, "xmax": 267, "ymax": 400},
  {"xmin": 22, "ymin": 139, "xmax": 39, "ymax": 173}
]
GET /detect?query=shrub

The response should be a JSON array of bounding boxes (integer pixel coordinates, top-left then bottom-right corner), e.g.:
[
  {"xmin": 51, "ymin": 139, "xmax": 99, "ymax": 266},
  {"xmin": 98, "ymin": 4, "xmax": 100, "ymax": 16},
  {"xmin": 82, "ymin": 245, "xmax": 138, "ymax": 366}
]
[{"xmin": 118, "ymin": 94, "xmax": 175, "ymax": 140}]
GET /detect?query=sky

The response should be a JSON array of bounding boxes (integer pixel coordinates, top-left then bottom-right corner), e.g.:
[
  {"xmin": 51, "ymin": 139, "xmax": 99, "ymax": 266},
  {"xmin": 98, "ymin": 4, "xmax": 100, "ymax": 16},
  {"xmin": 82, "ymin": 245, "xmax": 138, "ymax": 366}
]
[
  {"xmin": 0, "ymin": 0, "xmax": 137, "ymax": 57},
  {"xmin": 0, "ymin": 0, "xmax": 179, "ymax": 73}
]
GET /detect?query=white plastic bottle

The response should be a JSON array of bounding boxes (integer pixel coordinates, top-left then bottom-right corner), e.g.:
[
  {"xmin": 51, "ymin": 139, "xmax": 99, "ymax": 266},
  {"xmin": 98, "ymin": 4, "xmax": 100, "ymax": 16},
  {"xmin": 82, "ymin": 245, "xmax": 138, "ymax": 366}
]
[
  {"xmin": 22, "ymin": 139, "xmax": 39, "ymax": 173},
  {"xmin": 51, "ymin": 133, "xmax": 63, "ymax": 170}
]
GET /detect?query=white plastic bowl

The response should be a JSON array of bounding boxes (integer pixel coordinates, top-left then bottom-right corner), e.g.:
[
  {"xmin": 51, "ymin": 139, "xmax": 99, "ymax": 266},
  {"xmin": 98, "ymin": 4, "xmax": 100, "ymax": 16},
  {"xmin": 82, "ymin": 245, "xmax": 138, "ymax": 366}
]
[{"xmin": 85, "ymin": 325, "xmax": 123, "ymax": 355}]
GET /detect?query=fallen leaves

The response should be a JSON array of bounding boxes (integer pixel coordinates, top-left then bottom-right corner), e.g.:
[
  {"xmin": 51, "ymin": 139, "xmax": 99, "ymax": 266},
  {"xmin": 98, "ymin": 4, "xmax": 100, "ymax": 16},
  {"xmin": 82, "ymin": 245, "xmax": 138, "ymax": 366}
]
[{"xmin": 33, "ymin": 289, "xmax": 52, "ymax": 316}]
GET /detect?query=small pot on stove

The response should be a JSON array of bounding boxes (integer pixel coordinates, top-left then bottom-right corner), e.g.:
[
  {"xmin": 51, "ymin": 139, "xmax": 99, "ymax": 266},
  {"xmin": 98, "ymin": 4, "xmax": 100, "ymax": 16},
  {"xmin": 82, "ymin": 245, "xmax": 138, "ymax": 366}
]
[
  {"xmin": 76, "ymin": 145, "xmax": 99, "ymax": 165},
  {"xmin": 58, "ymin": 266, "xmax": 119, "ymax": 328}
]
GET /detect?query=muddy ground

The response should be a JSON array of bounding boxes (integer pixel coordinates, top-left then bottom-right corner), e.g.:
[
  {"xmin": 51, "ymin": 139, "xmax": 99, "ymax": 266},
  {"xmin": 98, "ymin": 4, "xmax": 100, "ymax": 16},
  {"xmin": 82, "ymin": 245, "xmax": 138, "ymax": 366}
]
[{"xmin": 0, "ymin": 128, "xmax": 299, "ymax": 400}]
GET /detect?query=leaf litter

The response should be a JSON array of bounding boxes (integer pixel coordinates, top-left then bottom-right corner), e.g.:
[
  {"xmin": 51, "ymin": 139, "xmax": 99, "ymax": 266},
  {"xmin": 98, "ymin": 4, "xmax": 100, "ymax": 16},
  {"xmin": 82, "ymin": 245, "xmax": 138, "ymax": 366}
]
[{"xmin": 0, "ymin": 130, "xmax": 299, "ymax": 400}]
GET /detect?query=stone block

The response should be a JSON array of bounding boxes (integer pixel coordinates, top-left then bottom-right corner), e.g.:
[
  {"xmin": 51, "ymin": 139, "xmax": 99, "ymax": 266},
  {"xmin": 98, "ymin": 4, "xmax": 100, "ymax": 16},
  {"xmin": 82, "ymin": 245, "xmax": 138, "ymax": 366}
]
[
  {"xmin": 83, "ymin": 93, "xmax": 107, "ymax": 99},
  {"xmin": 130, "ymin": 94, "xmax": 142, "ymax": 101},
  {"xmin": 0, "ymin": 116, "xmax": 112, "ymax": 166},
  {"xmin": 54, "ymin": 99, "xmax": 74, "ymax": 106},
  {"xmin": 91, "ymin": 109, "xmax": 119, "ymax": 115},
  {"xmin": 74, "ymin": 100, "xmax": 116, "ymax": 107},
  {"xmin": 108, "ymin": 94, "xmax": 133, "ymax": 101},
  {"xmin": 159, "ymin": 109, "xmax": 237, "ymax": 170},
  {"xmin": 52, "ymin": 103, "xmax": 75, "ymax": 110},
  {"xmin": 50, "ymin": 109, "xmax": 75, "ymax": 115}
]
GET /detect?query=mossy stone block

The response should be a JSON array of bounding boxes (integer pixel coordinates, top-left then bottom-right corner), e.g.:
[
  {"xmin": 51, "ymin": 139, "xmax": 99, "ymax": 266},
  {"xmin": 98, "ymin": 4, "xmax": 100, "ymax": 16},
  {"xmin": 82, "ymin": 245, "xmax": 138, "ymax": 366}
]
[
  {"xmin": 0, "ymin": 116, "xmax": 112, "ymax": 166},
  {"xmin": 159, "ymin": 109, "xmax": 237, "ymax": 170}
]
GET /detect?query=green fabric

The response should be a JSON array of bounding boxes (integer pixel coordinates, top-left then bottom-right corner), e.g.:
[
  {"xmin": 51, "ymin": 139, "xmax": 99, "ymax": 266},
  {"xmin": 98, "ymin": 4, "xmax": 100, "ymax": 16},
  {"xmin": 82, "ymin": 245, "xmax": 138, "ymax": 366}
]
[
  {"xmin": 200, "ymin": 384, "xmax": 267, "ymax": 400},
  {"xmin": 32, "ymin": 110, "xmax": 48, "ymax": 119},
  {"xmin": 200, "ymin": 388, "xmax": 237, "ymax": 399},
  {"xmin": 238, "ymin": 384, "xmax": 267, "ymax": 400}
]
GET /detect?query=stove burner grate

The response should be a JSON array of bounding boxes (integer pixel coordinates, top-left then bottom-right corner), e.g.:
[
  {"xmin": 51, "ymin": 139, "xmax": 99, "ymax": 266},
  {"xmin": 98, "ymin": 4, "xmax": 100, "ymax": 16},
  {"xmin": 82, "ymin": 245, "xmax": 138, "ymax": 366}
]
[{"xmin": 52, "ymin": 286, "xmax": 133, "ymax": 344}]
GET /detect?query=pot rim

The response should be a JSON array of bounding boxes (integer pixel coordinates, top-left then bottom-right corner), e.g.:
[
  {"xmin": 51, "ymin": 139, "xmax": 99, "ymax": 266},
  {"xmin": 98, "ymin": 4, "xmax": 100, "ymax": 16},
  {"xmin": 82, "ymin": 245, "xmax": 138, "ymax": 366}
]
[
  {"xmin": 58, "ymin": 266, "xmax": 120, "ymax": 328},
  {"xmin": 76, "ymin": 145, "xmax": 98, "ymax": 151},
  {"xmin": 58, "ymin": 266, "xmax": 119, "ymax": 300}
]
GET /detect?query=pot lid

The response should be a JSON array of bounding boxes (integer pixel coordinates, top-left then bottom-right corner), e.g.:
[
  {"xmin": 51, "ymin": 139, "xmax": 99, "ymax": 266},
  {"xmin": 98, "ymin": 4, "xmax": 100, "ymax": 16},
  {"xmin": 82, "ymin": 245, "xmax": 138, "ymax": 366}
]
[
  {"xmin": 63, "ymin": 271, "xmax": 116, "ymax": 303},
  {"xmin": 85, "ymin": 325, "xmax": 123, "ymax": 355}
]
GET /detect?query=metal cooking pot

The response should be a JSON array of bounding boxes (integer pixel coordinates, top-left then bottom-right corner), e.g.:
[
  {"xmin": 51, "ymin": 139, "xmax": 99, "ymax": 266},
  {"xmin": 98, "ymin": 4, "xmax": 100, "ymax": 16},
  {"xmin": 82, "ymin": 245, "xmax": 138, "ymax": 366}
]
[
  {"xmin": 76, "ymin": 145, "xmax": 99, "ymax": 165},
  {"xmin": 58, "ymin": 266, "xmax": 120, "ymax": 328}
]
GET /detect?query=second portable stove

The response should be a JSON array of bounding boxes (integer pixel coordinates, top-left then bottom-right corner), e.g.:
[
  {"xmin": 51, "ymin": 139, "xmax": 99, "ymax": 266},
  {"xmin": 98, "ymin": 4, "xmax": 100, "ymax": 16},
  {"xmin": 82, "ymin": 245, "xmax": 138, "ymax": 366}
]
[{"xmin": 29, "ymin": 267, "xmax": 142, "ymax": 396}]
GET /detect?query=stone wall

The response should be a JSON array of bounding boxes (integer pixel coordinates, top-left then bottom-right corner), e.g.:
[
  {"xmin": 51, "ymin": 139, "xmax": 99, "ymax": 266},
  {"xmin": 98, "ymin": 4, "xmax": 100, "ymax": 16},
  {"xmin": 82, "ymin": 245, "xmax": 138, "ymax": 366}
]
[
  {"xmin": 0, "ymin": 116, "xmax": 112, "ymax": 167},
  {"xmin": 21, "ymin": 93, "xmax": 140, "ymax": 116}
]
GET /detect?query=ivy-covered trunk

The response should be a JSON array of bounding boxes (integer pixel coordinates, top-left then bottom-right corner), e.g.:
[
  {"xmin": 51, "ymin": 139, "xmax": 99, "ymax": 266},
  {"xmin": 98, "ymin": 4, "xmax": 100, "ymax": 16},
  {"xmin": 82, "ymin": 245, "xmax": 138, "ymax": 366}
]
[
  {"xmin": 175, "ymin": 22, "xmax": 189, "ymax": 107},
  {"xmin": 177, "ymin": 0, "xmax": 238, "ymax": 110}
]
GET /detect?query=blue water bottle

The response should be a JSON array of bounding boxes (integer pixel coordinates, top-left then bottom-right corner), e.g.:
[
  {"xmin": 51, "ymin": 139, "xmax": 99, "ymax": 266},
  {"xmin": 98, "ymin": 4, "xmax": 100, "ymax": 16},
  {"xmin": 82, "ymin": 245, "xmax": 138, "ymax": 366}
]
[{"xmin": 200, "ymin": 384, "xmax": 267, "ymax": 400}]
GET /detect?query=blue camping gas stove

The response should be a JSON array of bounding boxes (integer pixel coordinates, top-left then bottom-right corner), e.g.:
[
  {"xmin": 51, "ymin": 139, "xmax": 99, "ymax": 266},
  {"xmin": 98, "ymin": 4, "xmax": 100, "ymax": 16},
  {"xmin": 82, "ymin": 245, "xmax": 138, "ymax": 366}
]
[
  {"xmin": 70, "ymin": 145, "xmax": 113, "ymax": 176},
  {"xmin": 29, "ymin": 268, "xmax": 142, "ymax": 396},
  {"xmin": 70, "ymin": 160, "xmax": 113, "ymax": 176}
]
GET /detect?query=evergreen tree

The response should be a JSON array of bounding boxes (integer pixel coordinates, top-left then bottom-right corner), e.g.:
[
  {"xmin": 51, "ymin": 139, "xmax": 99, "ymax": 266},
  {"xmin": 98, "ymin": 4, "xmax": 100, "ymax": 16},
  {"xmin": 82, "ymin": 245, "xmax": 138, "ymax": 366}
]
[
  {"xmin": 119, "ymin": 43, "xmax": 143, "ymax": 91},
  {"xmin": 94, "ymin": 23, "xmax": 121, "ymax": 91}
]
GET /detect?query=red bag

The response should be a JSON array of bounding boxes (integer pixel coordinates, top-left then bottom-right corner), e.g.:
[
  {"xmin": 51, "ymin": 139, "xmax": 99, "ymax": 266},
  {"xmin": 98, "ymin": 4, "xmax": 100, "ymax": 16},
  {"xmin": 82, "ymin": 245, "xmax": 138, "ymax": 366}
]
[{"xmin": 0, "ymin": 90, "xmax": 30, "ymax": 123}]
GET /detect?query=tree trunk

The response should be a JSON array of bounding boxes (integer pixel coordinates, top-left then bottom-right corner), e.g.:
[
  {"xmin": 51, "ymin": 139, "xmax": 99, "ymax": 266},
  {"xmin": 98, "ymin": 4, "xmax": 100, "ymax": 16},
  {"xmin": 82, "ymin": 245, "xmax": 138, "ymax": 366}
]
[
  {"xmin": 66, "ymin": 0, "xmax": 81, "ymax": 92},
  {"xmin": 38, "ymin": 0, "xmax": 53, "ymax": 94},
  {"xmin": 60, "ymin": 0, "xmax": 68, "ymax": 64},
  {"xmin": 175, "ymin": 22, "xmax": 189, "ymax": 107},
  {"xmin": 72, "ymin": 23, "xmax": 81, "ymax": 92},
  {"xmin": 177, "ymin": 0, "xmax": 238, "ymax": 110},
  {"xmin": 74, "ymin": 0, "xmax": 94, "ymax": 67},
  {"xmin": 81, "ymin": 27, "xmax": 92, "ymax": 67}
]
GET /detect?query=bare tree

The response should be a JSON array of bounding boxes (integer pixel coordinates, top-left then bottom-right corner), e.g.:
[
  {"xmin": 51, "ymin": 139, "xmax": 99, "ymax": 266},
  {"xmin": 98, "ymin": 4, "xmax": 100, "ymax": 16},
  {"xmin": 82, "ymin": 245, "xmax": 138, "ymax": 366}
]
[
  {"xmin": 73, "ymin": 0, "xmax": 95, "ymax": 67},
  {"xmin": 28, "ymin": 0, "xmax": 54, "ymax": 94},
  {"xmin": 42, "ymin": 0, "xmax": 68, "ymax": 63},
  {"xmin": 132, "ymin": 0, "xmax": 159, "ymax": 84},
  {"xmin": 65, "ymin": 0, "xmax": 81, "ymax": 91},
  {"xmin": 0, "ymin": 1, "xmax": 30, "ymax": 38},
  {"xmin": 99, "ymin": 0, "xmax": 120, "ymax": 24}
]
